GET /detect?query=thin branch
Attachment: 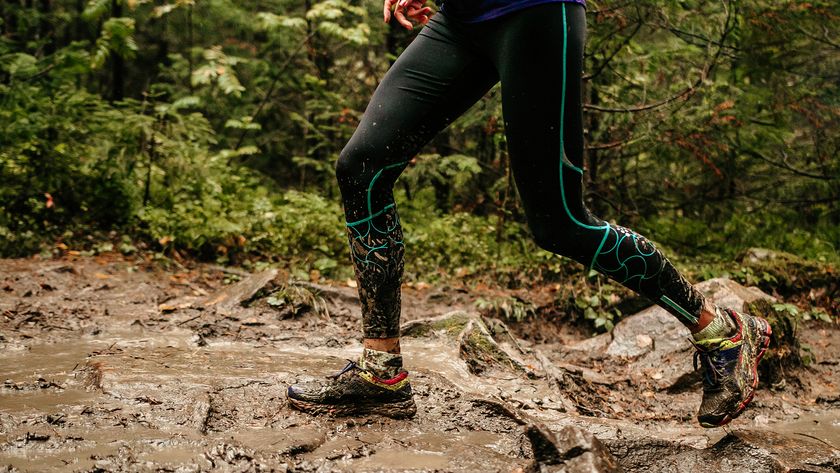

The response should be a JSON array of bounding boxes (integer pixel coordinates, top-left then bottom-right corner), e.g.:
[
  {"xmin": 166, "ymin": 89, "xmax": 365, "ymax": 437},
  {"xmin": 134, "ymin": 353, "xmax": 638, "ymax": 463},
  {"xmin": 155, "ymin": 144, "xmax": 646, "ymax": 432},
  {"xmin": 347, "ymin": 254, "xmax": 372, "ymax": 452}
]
[
  {"xmin": 661, "ymin": 25, "xmax": 738, "ymax": 51},
  {"xmin": 794, "ymin": 24, "xmax": 840, "ymax": 51},
  {"xmin": 583, "ymin": 86, "xmax": 696, "ymax": 113},
  {"xmin": 584, "ymin": 19, "xmax": 643, "ymax": 82},
  {"xmin": 22, "ymin": 63, "xmax": 56, "ymax": 82},
  {"xmin": 586, "ymin": 136, "xmax": 640, "ymax": 151},
  {"xmin": 745, "ymin": 150, "xmax": 838, "ymax": 181},
  {"xmin": 740, "ymin": 194, "xmax": 839, "ymax": 206},
  {"xmin": 585, "ymin": 0, "xmax": 736, "ymax": 114}
]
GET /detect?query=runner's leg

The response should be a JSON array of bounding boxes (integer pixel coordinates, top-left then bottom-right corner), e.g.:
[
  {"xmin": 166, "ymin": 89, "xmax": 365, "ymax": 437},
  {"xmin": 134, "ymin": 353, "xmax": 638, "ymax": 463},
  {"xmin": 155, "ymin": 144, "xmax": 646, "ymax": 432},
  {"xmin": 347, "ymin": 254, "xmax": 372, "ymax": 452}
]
[
  {"xmin": 336, "ymin": 13, "xmax": 498, "ymax": 375},
  {"xmin": 443, "ymin": 4, "xmax": 768, "ymax": 429},
  {"xmin": 485, "ymin": 3, "xmax": 714, "ymax": 330}
]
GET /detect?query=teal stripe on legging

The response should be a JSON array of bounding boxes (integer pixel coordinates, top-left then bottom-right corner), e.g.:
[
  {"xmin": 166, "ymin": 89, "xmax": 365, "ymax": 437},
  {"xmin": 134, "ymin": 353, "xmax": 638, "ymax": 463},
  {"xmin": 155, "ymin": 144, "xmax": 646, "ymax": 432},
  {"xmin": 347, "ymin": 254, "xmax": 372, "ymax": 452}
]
[{"xmin": 557, "ymin": 3, "xmax": 610, "ymax": 271}]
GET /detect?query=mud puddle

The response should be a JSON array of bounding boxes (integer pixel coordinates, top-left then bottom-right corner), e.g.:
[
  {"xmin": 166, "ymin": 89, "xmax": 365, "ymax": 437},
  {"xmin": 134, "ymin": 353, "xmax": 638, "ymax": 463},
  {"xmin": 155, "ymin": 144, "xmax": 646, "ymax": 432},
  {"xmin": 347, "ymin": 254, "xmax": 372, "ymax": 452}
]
[
  {"xmin": 2, "ymin": 256, "xmax": 840, "ymax": 472},
  {"xmin": 1, "ymin": 329, "xmax": 534, "ymax": 472}
]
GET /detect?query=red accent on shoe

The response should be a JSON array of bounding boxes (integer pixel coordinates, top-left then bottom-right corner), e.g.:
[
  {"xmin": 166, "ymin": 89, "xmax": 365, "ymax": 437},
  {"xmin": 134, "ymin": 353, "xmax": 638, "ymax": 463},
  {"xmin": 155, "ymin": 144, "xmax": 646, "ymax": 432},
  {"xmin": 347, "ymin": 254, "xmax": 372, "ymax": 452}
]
[
  {"xmin": 706, "ymin": 313, "xmax": 773, "ymax": 427},
  {"xmin": 372, "ymin": 371, "xmax": 408, "ymax": 385}
]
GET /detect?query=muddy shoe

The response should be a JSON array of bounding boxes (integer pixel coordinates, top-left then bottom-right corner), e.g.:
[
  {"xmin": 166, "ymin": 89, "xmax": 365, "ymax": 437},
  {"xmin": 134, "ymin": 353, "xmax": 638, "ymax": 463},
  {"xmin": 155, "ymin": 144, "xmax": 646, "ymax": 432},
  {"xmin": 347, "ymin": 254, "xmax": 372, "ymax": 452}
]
[
  {"xmin": 693, "ymin": 308, "xmax": 772, "ymax": 428},
  {"xmin": 287, "ymin": 361, "xmax": 416, "ymax": 419}
]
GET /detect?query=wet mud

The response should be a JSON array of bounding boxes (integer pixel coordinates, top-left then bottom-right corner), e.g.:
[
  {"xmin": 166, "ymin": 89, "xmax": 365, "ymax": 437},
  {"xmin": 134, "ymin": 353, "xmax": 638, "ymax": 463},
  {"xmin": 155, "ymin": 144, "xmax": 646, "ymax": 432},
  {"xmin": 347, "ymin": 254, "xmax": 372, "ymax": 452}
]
[{"xmin": 1, "ymin": 256, "xmax": 839, "ymax": 472}]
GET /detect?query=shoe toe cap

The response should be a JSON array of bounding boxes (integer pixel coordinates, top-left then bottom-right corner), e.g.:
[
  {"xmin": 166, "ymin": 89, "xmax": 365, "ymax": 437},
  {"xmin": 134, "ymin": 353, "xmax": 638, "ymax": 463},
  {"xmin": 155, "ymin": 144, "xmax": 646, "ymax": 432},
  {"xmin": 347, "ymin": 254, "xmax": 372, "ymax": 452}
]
[
  {"xmin": 287, "ymin": 383, "xmax": 307, "ymax": 401},
  {"xmin": 698, "ymin": 412, "xmax": 729, "ymax": 428}
]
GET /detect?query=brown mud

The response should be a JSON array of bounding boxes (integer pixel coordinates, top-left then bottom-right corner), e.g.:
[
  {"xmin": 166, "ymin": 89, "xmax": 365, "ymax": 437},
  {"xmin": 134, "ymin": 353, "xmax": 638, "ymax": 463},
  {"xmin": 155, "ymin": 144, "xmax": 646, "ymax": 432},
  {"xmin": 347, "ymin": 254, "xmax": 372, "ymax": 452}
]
[{"xmin": 1, "ymin": 255, "xmax": 839, "ymax": 472}]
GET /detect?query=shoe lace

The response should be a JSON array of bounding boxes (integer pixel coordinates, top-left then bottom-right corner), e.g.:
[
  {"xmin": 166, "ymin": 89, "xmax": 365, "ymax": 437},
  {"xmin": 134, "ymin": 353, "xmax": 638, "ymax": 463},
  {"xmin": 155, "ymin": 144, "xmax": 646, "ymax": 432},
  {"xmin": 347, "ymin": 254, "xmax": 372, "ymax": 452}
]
[
  {"xmin": 328, "ymin": 360, "xmax": 359, "ymax": 379},
  {"xmin": 693, "ymin": 348, "xmax": 727, "ymax": 388}
]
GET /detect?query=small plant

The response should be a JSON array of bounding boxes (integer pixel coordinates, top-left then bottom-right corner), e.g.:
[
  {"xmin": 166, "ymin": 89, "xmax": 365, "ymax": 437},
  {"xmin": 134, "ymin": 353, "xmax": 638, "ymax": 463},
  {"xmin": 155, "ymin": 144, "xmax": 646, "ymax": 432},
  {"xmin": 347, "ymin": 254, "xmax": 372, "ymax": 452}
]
[
  {"xmin": 574, "ymin": 293, "xmax": 621, "ymax": 333},
  {"xmin": 264, "ymin": 282, "xmax": 329, "ymax": 319},
  {"xmin": 475, "ymin": 296, "xmax": 536, "ymax": 323},
  {"xmin": 804, "ymin": 308, "xmax": 832, "ymax": 323}
]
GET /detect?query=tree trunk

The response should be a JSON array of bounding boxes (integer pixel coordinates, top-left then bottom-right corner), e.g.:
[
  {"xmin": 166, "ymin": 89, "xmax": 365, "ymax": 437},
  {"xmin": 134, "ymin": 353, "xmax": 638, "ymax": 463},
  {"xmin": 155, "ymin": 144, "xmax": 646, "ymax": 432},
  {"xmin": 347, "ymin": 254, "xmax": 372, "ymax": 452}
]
[
  {"xmin": 110, "ymin": 0, "xmax": 124, "ymax": 101},
  {"xmin": 38, "ymin": 0, "xmax": 54, "ymax": 56}
]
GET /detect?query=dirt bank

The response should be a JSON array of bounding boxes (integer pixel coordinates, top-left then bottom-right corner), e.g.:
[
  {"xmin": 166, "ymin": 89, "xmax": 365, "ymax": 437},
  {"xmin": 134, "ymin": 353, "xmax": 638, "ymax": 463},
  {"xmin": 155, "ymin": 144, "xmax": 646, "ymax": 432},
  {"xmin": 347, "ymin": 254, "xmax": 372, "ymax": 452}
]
[{"xmin": 1, "ymin": 255, "xmax": 838, "ymax": 472}]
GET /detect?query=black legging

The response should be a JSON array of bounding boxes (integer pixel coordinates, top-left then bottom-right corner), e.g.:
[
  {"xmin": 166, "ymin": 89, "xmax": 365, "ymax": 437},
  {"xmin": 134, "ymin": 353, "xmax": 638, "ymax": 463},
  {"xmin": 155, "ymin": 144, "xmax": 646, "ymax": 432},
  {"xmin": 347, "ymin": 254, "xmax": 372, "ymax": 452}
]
[{"xmin": 336, "ymin": 3, "xmax": 706, "ymax": 339}]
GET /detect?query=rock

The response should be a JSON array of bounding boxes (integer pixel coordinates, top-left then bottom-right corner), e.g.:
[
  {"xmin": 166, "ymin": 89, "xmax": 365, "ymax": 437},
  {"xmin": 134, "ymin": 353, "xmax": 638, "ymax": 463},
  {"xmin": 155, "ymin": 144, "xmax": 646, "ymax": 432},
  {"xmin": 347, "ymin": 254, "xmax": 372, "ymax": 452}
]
[
  {"xmin": 204, "ymin": 269, "xmax": 279, "ymax": 314},
  {"xmin": 634, "ymin": 334, "xmax": 653, "ymax": 350},
  {"xmin": 534, "ymin": 350, "xmax": 605, "ymax": 415},
  {"xmin": 745, "ymin": 298, "xmax": 808, "ymax": 386},
  {"xmin": 402, "ymin": 311, "xmax": 536, "ymax": 377},
  {"xmin": 401, "ymin": 310, "xmax": 472, "ymax": 338},
  {"xmin": 526, "ymin": 423, "xmax": 622, "ymax": 473},
  {"xmin": 605, "ymin": 278, "xmax": 773, "ymax": 390},
  {"xmin": 740, "ymin": 248, "xmax": 835, "ymax": 292},
  {"xmin": 458, "ymin": 318, "xmax": 530, "ymax": 375},
  {"xmin": 722, "ymin": 430, "xmax": 840, "ymax": 472},
  {"xmin": 609, "ymin": 429, "xmax": 840, "ymax": 473}
]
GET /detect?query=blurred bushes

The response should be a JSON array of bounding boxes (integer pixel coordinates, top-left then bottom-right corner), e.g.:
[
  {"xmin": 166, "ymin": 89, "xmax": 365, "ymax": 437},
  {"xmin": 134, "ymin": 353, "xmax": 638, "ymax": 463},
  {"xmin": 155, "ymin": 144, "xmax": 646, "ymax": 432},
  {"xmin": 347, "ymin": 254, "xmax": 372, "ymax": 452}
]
[{"xmin": 1, "ymin": 0, "xmax": 838, "ymax": 292}]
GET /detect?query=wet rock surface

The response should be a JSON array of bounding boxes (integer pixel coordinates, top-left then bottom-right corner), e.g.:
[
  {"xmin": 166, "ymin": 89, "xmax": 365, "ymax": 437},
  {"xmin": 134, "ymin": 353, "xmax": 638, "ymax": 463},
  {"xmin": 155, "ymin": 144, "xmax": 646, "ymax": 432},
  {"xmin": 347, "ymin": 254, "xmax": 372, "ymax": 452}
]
[
  {"xmin": 526, "ymin": 423, "xmax": 621, "ymax": 473},
  {"xmin": 1, "ymin": 256, "xmax": 839, "ymax": 472},
  {"xmin": 604, "ymin": 279, "xmax": 773, "ymax": 390},
  {"xmin": 611, "ymin": 429, "xmax": 840, "ymax": 473}
]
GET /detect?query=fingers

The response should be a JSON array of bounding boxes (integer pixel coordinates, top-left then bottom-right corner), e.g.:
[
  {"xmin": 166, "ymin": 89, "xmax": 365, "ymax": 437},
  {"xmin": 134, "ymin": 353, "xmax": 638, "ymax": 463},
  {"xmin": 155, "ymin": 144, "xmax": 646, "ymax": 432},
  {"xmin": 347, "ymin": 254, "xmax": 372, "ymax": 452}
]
[
  {"xmin": 393, "ymin": 0, "xmax": 414, "ymax": 30},
  {"xmin": 383, "ymin": 0, "xmax": 396, "ymax": 23},
  {"xmin": 408, "ymin": 5, "xmax": 432, "ymax": 24},
  {"xmin": 386, "ymin": 0, "xmax": 430, "ymax": 29}
]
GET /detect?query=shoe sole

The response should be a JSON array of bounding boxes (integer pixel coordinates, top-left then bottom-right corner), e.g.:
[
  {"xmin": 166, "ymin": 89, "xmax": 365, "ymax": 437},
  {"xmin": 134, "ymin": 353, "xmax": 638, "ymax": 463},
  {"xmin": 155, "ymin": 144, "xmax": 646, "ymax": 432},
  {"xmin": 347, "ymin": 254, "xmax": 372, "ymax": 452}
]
[
  {"xmin": 700, "ymin": 317, "xmax": 772, "ymax": 428},
  {"xmin": 288, "ymin": 396, "xmax": 417, "ymax": 420}
]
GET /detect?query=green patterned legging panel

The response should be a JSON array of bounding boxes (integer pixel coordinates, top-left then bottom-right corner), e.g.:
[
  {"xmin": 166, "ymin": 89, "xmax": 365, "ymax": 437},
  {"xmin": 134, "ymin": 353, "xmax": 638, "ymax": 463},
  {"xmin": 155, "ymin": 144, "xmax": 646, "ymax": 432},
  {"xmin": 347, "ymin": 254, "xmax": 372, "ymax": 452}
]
[{"xmin": 335, "ymin": 3, "xmax": 706, "ymax": 339}]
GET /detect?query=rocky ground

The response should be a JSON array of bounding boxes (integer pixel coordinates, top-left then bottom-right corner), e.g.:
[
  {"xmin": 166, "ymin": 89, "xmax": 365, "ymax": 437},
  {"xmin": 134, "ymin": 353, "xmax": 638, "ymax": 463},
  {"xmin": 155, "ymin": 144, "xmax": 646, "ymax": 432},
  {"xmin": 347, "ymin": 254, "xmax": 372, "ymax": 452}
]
[{"xmin": 1, "ymin": 254, "xmax": 838, "ymax": 472}]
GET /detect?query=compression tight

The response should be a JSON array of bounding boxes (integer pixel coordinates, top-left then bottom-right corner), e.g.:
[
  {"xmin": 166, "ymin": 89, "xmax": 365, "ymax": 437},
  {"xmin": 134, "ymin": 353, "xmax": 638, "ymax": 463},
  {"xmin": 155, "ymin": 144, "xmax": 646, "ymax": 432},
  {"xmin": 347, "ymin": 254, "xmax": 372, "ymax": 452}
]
[{"xmin": 336, "ymin": 3, "xmax": 707, "ymax": 339}]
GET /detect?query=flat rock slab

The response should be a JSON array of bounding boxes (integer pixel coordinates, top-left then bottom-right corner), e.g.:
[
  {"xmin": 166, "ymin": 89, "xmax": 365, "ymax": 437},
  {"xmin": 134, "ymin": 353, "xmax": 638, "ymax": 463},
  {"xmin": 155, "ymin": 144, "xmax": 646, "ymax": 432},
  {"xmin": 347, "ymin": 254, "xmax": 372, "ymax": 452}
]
[
  {"xmin": 611, "ymin": 428, "xmax": 840, "ymax": 473},
  {"xmin": 403, "ymin": 310, "xmax": 535, "ymax": 377}
]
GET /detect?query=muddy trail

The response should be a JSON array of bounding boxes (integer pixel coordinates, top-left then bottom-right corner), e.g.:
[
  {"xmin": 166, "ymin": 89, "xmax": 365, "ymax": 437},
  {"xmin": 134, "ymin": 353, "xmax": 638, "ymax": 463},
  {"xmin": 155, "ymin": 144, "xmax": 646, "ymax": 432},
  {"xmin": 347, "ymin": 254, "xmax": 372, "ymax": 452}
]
[{"xmin": 1, "ymin": 255, "xmax": 838, "ymax": 472}]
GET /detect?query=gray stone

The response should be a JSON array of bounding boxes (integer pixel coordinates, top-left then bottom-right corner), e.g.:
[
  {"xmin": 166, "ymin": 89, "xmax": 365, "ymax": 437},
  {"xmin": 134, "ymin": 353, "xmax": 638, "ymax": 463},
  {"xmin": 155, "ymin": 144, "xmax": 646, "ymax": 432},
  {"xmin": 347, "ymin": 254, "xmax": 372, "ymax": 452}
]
[
  {"xmin": 204, "ymin": 269, "xmax": 279, "ymax": 314},
  {"xmin": 605, "ymin": 278, "xmax": 773, "ymax": 389},
  {"xmin": 401, "ymin": 310, "xmax": 472, "ymax": 338},
  {"xmin": 402, "ymin": 311, "xmax": 535, "ymax": 377},
  {"xmin": 458, "ymin": 318, "xmax": 531, "ymax": 376},
  {"xmin": 527, "ymin": 423, "xmax": 622, "ymax": 473},
  {"xmin": 609, "ymin": 429, "xmax": 840, "ymax": 473}
]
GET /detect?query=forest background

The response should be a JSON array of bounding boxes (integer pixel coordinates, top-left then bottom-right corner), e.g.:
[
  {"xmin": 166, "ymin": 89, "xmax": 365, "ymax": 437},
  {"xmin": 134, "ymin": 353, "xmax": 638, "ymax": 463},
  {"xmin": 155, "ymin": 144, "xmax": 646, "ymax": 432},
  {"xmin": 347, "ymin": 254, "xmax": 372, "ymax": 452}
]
[{"xmin": 1, "ymin": 0, "xmax": 838, "ymax": 328}]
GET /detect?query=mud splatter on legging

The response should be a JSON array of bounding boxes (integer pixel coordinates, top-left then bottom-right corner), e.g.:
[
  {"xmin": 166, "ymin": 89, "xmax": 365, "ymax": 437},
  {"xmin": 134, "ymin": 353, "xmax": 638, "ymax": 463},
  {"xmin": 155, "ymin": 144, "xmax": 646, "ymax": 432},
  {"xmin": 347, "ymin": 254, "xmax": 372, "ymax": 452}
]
[
  {"xmin": 336, "ymin": 3, "xmax": 706, "ymax": 339},
  {"xmin": 345, "ymin": 205, "xmax": 405, "ymax": 338}
]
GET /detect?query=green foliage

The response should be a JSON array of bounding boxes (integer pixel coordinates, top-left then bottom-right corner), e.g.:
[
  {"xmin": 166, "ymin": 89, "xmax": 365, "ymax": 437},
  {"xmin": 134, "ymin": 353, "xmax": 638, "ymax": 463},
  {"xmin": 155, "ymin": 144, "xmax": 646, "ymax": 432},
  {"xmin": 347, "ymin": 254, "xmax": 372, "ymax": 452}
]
[
  {"xmin": 0, "ymin": 0, "xmax": 837, "ymax": 313},
  {"xmin": 573, "ymin": 291, "xmax": 622, "ymax": 333},
  {"xmin": 192, "ymin": 46, "xmax": 246, "ymax": 97},
  {"xmin": 264, "ymin": 282, "xmax": 329, "ymax": 318},
  {"xmin": 475, "ymin": 296, "xmax": 536, "ymax": 322},
  {"xmin": 82, "ymin": 0, "xmax": 113, "ymax": 22},
  {"xmin": 401, "ymin": 154, "xmax": 483, "ymax": 210},
  {"xmin": 91, "ymin": 17, "xmax": 137, "ymax": 68},
  {"xmin": 306, "ymin": 0, "xmax": 371, "ymax": 45},
  {"xmin": 399, "ymin": 210, "xmax": 546, "ymax": 283},
  {"xmin": 0, "ymin": 48, "xmax": 138, "ymax": 254}
]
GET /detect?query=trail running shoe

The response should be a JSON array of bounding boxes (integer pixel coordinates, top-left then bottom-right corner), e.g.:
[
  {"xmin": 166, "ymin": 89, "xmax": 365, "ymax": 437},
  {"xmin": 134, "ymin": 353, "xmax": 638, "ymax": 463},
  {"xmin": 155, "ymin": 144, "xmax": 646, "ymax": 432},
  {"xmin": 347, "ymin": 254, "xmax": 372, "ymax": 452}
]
[
  {"xmin": 287, "ymin": 360, "xmax": 416, "ymax": 419},
  {"xmin": 693, "ymin": 308, "xmax": 772, "ymax": 428}
]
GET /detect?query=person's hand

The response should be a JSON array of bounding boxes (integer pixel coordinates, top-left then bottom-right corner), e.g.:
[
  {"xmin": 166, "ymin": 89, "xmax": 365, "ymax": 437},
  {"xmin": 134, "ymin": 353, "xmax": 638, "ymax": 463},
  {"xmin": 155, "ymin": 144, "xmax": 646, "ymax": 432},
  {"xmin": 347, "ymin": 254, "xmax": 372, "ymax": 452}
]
[{"xmin": 384, "ymin": 0, "xmax": 432, "ymax": 30}]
